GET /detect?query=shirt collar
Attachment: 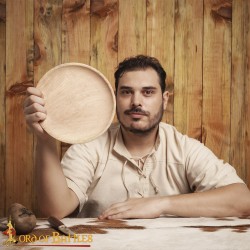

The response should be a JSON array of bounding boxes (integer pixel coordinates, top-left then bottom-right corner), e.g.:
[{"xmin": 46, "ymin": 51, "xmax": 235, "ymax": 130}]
[{"xmin": 113, "ymin": 125, "xmax": 161, "ymax": 158}]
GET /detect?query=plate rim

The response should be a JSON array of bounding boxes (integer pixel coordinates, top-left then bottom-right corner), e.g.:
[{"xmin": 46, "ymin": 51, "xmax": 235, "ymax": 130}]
[{"xmin": 36, "ymin": 62, "xmax": 116, "ymax": 144}]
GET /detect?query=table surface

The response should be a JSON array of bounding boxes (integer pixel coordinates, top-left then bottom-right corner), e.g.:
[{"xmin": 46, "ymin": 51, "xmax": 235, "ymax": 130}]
[{"xmin": 1, "ymin": 216, "xmax": 250, "ymax": 250}]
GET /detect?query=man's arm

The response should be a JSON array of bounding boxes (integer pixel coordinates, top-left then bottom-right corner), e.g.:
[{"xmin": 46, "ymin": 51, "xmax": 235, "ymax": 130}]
[
  {"xmin": 24, "ymin": 87, "xmax": 79, "ymax": 218},
  {"xmin": 35, "ymin": 137, "xmax": 79, "ymax": 218},
  {"xmin": 99, "ymin": 183, "xmax": 250, "ymax": 219}
]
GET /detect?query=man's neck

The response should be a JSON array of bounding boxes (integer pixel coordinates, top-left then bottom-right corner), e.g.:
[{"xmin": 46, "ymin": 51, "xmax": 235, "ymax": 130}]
[{"xmin": 121, "ymin": 126, "xmax": 159, "ymax": 158}]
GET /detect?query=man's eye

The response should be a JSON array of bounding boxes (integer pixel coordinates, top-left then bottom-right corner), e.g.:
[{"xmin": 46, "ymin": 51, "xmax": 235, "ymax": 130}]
[
  {"xmin": 143, "ymin": 90, "xmax": 154, "ymax": 96},
  {"xmin": 121, "ymin": 90, "xmax": 132, "ymax": 95}
]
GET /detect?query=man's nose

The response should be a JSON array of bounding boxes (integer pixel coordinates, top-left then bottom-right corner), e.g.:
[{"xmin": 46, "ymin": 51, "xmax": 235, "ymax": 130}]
[{"xmin": 131, "ymin": 92, "xmax": 142, "ymax": 107}]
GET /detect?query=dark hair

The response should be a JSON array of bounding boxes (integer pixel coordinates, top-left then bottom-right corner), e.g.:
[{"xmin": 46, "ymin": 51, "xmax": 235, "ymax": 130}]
[{"xmin": 114, "ymin": 55, "xmax": 167, "ymax": 93}]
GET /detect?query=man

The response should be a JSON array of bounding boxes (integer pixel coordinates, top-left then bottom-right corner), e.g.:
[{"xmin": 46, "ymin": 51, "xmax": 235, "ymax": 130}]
[{"xmin": 24, "ymin": 55, "xmax": 250, "ymax": 219}]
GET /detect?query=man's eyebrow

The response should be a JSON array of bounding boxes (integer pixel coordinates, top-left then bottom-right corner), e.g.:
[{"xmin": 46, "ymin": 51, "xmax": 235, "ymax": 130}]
[
  {"xmin": 142, "ymin": 86, "xmax": 157, "ymax": 90},
  {"xmin": 119, "ymin": 86, "xmax": 157, "ymax": 90},
  {"xmin": 119, "ymin": 86, "xmax": 133, "ymax": 90}
]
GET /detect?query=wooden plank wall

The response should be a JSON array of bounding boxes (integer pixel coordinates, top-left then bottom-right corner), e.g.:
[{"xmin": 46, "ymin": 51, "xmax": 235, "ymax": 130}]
[
  {"xmin": 5, "ymin": 0, "xmax": 34, "ymax": 216},
  {"xmin": 0, "ymin": 0, "xmax": 249, "ymax": 217}
]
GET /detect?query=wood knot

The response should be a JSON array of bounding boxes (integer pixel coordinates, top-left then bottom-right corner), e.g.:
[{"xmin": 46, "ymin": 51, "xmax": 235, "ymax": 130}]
[
  {"xmin": 6, "ymin": 80, "xmax": 33, "ymax": 96},
  {"xmin": 112, "ymin": 32, "xmax": 118, "ymax": 52},
  {"xmin": 67, "ymin": 0, "xmax": 86, "ymax": 14},
  {"xmin": 91, "ymin": 1, "xmax": 117, "ymax": 18},
  {"xmin": 34, "ymin": 42, "xmax": 42, "ymax": 63},
  {"xmin": 211, "ymin": 2, "xmax": 232, "ymax": 23},
  {"xmin": 166, "ymin": 77, "xmax": 174, "ymax": 93},
  {"xmin": 0, "ymin": 2, "xmax": 6, "ymax": 23}
]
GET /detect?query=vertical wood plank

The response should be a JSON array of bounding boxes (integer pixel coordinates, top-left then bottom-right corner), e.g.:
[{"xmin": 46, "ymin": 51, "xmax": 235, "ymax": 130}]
[
  {"xmin": 146, "ymin": 0, "xmax": 175, "ymax": 125},
  {"xmin": 34, "ymin": 0, "xmax": 62, "ymax": 80},
  {"xmin": 202, "ymin": 0, "xmax": 232, "ymax": 162},
  {"xmin": 118, "ymin": 0, "xmax": 146, "ymax": 61},
  {"xmin": 174, "ymin": 0, "xmax": 203, "ymax": 140},
  {"xmin": 61, "ymin": 0, "xmax": 91, "ymax": 157},
  {"xmin": 245, "ymin": 0, "xmax": 250, "ymax": 187},
  {"xmin": 0, "ymin": 0, "xmax": 6, "ymax": 217},
  {"xmin": 90, "ymin": 0, "xmax": 118, "ymax": 88},
  {"xmin": 90, "ymin": 0, "xmax": 119, "ymax": 124},
  {"xmin": 62, "ymin": 0, "xmax": 90, "ymax": 64},
  {"xmin": 6, "ymin": 0, "xmax": 34, "ymax": 212},
  {"xmin": 34, "ymin": 0, "xmax": 62, "ymax": 214},
  {"xmin": 26, "ymin": 0, "xmax": 35, "ymax": 214},
  {"xmin": 231, "ymin": 0, "xmax": 247, "ymax": 182}
]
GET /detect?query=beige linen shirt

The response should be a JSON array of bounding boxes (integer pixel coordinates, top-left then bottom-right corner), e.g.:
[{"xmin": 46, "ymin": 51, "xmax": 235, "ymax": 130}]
[{"xmin": 61, "ymin": 122, "xmax": 243, "ymax": 216}]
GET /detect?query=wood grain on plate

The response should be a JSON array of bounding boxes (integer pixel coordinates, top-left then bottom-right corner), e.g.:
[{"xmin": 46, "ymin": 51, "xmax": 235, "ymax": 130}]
[{"xmin": 37, "ymin": 63, "xmax": 116, "ymax": 144}]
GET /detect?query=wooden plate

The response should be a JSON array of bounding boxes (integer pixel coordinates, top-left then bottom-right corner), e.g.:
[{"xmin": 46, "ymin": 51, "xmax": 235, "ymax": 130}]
[{"xmin": 37, "ymin": 63, "xmax": 116, "ymax": 144}]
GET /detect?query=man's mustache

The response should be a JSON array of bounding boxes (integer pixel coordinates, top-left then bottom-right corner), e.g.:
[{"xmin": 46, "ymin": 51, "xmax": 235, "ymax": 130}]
[{"xmin": 124, "ymin": 107, "xmax": 150, "ymax": 116}]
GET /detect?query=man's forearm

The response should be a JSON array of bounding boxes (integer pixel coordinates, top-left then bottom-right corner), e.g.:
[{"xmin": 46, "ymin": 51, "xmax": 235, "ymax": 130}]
[
  {"xmin": 161, "ymin": 183, "xmax": 250, "ymax": 217},
  {"xmin": 36, "ymin": 138, "xmax": 79, "ymax": 218},
  {"xmin": 99, "ymin": 183, "xmax": 250, "ymax": 219}
]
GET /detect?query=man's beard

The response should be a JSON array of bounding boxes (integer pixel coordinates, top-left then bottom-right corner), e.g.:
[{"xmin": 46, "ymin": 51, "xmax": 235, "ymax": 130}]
[{"xmin": 117, "ymin": 104, "xmax": 164, "ymax": 135}]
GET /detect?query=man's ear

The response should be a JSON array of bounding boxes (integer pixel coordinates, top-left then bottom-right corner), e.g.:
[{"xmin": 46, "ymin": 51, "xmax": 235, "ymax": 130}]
[{"xmin": 163, "ymin": 91, "xmax": 169, "ymax": 110}]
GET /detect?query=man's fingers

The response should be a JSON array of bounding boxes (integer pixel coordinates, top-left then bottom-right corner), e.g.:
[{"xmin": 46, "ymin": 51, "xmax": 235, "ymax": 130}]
[
  {"xmin": 25, "ymin": 112, "xmax": 46, "ymax": 123},
  {"xmin": 22, "ymin": 87, "xmax": 51, "ymax": 139},
  {"xmin": 24, "ymin": 102, "xmax": 47, "ymax": 115},
  {"xmin": 23, "ymin": 94, "xmax": 45, "ymax": 108},
  {"xmin": 26, "ymin": 87, "xmax": 44, "ymax": 98},
  {"xmin": 99, "ymin": 199, "xmax": 143, "ymax": 219},
  {"xmin": 99, "ymin": 204, "xmax": 130, "ymax": 219},
  {"xmin": 99, "ymin": 198, "xmax": 162, "ymax": 220}
]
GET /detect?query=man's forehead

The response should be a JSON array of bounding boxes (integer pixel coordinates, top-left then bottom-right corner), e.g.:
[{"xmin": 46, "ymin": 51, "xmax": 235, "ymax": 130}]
[
  {"xmin": 118, "ymin": 69, "xmax": 161, "ymax": 89},
  {"xmin": 119, "ymin": 67, "xmax": 158, "ymax": 77}
]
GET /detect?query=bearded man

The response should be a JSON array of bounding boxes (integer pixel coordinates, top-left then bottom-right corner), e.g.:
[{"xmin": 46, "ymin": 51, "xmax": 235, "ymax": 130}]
[{"xmin": 23, "ymin": 55, "xmax": 250, "ymax": 219}]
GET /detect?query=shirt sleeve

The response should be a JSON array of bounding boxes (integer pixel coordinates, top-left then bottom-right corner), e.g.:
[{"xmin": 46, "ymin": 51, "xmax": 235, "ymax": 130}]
[
  {"xmin": 61, "ymin": 143, "xmax": 98, "ymax": 212},
  {"xmin": 184, "ymin": 136, "xmax": 244, "ymax": 192}
]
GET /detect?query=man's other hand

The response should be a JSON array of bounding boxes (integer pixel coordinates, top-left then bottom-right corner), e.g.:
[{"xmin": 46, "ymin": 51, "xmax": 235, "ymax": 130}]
[{"xmin": 98, "ymin": 197, "xmax": 166, "ymax": 220}]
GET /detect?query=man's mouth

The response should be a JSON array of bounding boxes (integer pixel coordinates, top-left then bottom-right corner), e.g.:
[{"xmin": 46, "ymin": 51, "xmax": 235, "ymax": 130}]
[
  {"xmin": 129, "ymin": 113, "xmax": 145, "ymax": 119},
  {"xmin": 124, "ymin": 108, "xmax": 149, "ymax": 117}
]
